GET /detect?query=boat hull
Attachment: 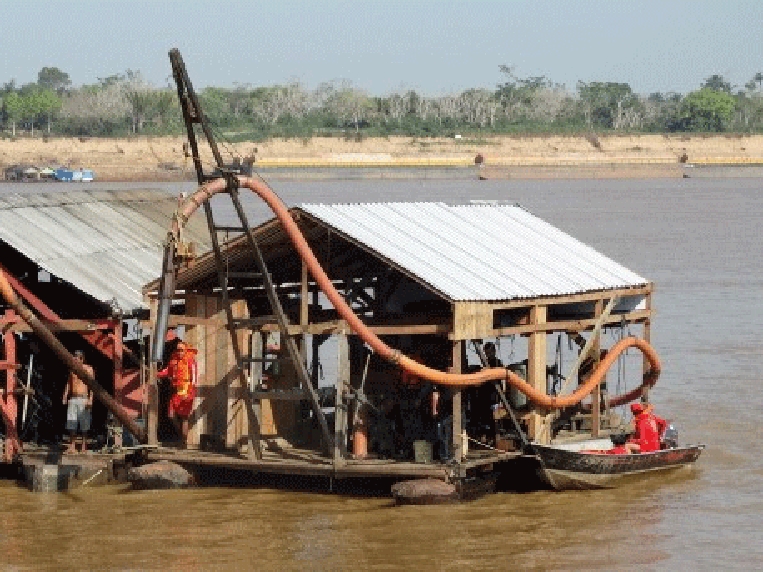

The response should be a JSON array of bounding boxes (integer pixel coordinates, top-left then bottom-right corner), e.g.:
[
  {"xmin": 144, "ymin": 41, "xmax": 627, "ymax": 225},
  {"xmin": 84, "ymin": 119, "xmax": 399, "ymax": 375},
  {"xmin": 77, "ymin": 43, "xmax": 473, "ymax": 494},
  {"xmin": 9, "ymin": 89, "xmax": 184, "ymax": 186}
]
[{"xmin": 533, "ymin": 444, "xmax": 705, "ymax": 490}]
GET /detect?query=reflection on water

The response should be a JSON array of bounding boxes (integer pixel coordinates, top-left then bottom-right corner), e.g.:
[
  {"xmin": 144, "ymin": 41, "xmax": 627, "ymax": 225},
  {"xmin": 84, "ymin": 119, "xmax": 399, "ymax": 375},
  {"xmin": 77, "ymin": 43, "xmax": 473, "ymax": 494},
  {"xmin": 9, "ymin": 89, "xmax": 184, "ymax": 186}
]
[{"xmin": 2, "ymin": 177, "xmax": 762, "ymax": 569}]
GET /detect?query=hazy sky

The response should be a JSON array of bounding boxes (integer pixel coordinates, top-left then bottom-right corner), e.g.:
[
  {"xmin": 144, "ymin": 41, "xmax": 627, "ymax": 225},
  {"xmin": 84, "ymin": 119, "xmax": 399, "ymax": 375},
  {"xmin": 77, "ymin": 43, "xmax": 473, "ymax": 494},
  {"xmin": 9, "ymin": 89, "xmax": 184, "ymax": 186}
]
[{"xmin": 4, "ymin": 0, "xmax": 763, "ymax": 95}]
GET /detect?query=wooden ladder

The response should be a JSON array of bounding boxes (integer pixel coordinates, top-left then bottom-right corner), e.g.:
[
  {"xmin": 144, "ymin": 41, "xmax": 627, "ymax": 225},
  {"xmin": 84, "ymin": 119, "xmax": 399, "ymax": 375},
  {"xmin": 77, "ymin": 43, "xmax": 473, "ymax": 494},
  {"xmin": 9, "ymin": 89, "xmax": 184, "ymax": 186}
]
[{"xmin": 167, "ymin": 48, "xmax": 332, "ymax": 459}]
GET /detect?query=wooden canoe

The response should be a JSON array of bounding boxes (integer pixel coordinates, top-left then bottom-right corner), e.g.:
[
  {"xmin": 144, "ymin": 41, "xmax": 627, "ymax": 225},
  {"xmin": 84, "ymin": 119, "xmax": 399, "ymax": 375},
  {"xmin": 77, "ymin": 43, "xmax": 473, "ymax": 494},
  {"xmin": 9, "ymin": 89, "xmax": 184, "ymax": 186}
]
[{"xmin": 532, "ymin": 444, "xmax": 705, "ymax": 490}]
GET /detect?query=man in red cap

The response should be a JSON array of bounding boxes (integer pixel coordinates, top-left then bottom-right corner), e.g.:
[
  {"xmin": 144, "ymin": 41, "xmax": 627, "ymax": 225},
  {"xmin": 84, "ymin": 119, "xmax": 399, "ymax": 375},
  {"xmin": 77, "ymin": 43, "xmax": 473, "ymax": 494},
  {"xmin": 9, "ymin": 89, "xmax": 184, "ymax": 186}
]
[
  {"xmin": 625, "ymin": 402, "xmax": 668, "ymax": 453},
  {"xmin": 157, "ymin": 340, "xmax": 198, "ymax": 447}
]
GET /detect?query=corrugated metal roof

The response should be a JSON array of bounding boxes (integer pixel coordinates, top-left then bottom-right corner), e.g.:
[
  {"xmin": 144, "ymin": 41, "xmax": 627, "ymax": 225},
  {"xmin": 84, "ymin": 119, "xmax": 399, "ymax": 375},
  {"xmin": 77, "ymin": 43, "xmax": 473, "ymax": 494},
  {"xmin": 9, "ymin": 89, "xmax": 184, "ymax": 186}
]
[
  {"xmin": 300, "ymin": 202, "xmax": 648, "ymax": 301},
  {"xmin": 0, "ymin": 190, "xmax": 211, "ymax": 313}
]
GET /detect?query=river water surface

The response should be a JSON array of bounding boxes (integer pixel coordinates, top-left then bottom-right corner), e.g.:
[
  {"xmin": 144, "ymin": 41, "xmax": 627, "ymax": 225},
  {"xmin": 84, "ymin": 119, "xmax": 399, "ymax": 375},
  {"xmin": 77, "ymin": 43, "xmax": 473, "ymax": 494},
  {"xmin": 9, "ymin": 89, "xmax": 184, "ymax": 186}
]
[{"xmin": 1, "ymin": 175, "xmax": 761, "ymax": 570}]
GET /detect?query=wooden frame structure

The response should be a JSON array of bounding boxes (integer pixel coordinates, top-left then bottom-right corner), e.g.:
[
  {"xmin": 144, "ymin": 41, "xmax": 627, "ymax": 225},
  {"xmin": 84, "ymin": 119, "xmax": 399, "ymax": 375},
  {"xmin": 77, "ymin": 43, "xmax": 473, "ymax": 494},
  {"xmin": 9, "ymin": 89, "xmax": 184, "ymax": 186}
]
[{"xmin": 142, "ymin": 207, "xmax": 654, "ymax": 485}]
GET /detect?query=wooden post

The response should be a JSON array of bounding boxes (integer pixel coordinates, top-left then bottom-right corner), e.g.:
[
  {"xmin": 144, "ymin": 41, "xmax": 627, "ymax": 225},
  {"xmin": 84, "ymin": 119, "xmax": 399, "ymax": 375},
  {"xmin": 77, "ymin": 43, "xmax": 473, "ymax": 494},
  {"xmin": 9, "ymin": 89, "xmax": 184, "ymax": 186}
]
[
  {"xmin": 451, "ymin": 340, "xmax": 463, "ymax": 462},
  {"xmin": 252, "ymin": 331, "xmax": 270, "ymax": 435},
  {"xmin": 307, "ymin": 287, "xmax": 320, "ymax": 429},
  {"xmin": 591, "ymin": 299, "xmax": 603, "ymax": 438},
  {"xmin": 527, "ymin": 305, "xmax": 547, "ymax": 443},
  {"xmin": 310, "ymin": 287, "xmax": 320, "ymax": 391},
  {"xmin": 147, "ymin": 297, "xmax": 159, "ymax": 446},
  {"xmin": 298, "ymin": 262, "xmax": 311, "ymax": 438},
  {"xmin": 642, "ymin": 290, "xmax": 652, "ymax": 403},
  {"xmin": 226, "ymin": 299, "xmax": 249, "ymax": 449},
  {"xmin": 185, "ymin": 294, "xmax": 208, "ymax": 449},
  {"xmin": 336, "ymin": 332, "xmax": 350, "ymax": 463},
  {"xmin": 300, "ymin": 262, "xmax": 309, "ymax": 337},
  {"xmin": 210, "ymin": 296, "xmax": 228, "ymax": 448}
]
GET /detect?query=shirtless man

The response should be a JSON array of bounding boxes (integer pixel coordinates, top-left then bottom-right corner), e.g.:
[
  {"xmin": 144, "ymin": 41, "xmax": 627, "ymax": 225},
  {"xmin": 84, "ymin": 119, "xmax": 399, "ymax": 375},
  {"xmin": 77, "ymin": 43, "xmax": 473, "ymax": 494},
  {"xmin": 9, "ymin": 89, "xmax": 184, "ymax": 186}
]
[{"xmin": 62, "ymin": 350, "xmax": 93, "ymax": 453}]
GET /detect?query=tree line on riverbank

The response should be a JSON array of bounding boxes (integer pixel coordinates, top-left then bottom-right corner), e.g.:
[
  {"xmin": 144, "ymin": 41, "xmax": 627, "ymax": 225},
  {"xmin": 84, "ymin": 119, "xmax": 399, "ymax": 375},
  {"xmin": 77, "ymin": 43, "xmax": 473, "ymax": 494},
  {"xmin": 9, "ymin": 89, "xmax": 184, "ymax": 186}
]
[{"xmin": 2, "ymin": 65, "xmax": 763, "ymax": 140}]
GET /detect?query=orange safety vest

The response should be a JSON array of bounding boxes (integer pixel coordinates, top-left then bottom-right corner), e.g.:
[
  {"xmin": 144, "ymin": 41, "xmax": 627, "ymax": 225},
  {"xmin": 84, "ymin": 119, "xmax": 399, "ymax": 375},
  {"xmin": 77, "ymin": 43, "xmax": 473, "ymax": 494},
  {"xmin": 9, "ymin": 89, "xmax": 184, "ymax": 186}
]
[{"xmin": 162, "ymin": 353, "xmax": 197, "ymax": 398}]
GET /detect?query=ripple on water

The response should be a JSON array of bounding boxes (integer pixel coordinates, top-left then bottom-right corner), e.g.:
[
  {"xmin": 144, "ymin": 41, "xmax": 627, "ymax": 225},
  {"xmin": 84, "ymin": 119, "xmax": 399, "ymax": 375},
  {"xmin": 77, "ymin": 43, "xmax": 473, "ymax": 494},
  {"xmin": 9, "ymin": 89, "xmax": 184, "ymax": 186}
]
[{"xmin": 3, "ymin": 177, "xmax": 763, "ymax": 569}]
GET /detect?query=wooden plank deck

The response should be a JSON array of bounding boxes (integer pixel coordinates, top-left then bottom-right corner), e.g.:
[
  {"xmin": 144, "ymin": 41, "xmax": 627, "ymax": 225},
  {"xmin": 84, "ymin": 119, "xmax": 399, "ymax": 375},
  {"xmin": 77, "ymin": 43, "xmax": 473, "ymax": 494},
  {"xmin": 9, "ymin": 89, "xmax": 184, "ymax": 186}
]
[{"xmin": 147, "ymin": 446, "xmax": 522, "ymax": 481}]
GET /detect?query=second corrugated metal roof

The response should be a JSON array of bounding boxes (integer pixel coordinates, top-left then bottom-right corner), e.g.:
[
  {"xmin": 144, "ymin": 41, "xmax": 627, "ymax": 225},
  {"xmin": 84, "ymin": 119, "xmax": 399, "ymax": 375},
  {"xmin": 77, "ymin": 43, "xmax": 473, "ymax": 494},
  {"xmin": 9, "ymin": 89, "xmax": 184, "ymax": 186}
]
[
  {"xmin": 301, "ymin": 202, "xmax": 648, "ymax": 301},
  {"xmin": 0, "ymin": 190, "xmax": 211, "ymax": 313}
]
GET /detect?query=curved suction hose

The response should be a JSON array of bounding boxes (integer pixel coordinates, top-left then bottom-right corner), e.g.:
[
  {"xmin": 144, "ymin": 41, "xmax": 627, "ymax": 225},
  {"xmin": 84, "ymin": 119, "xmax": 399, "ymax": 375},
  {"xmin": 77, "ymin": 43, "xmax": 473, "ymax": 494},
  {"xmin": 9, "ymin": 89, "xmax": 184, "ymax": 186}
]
[
  {"xmin": 171, "ymin": 176, "xmax": 661, "ymax": 409},
  {"xmin": 0, "ymin": 268, "xmax": 148, "ymax": 443}
]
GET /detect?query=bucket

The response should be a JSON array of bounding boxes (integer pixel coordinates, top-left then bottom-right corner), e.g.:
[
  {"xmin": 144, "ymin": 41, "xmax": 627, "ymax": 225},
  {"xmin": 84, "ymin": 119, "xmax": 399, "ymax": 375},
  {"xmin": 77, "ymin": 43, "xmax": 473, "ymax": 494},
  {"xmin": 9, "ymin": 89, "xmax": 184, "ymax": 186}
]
[{"xmin": 413, "ymin": 440, "xmax": 433, "ymax": 463}]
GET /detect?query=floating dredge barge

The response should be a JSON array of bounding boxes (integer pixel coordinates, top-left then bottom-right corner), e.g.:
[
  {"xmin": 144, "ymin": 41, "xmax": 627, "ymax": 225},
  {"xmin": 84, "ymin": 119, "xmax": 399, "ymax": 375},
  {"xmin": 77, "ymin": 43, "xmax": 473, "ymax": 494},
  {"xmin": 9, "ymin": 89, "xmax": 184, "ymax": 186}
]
[{"xmin": 0, "ymin": 50, "xmax": 701, "ymax": 498}]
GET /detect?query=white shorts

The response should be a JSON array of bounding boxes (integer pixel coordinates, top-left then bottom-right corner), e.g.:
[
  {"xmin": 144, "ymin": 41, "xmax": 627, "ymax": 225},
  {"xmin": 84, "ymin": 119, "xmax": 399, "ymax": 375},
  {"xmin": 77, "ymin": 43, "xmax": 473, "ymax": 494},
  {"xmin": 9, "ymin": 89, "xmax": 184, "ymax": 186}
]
[{"xmin": 66, "ymin": 397, "xmax": 91, "ymax": 432}]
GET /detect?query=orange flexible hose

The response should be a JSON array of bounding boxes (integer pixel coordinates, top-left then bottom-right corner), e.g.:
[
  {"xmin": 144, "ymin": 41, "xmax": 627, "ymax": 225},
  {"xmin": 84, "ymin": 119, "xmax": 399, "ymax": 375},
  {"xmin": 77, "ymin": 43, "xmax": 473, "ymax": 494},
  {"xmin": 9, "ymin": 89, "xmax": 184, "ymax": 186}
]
[{"xmin": 176, "ymin": 176, "xmax": 661, "ymax": 409}]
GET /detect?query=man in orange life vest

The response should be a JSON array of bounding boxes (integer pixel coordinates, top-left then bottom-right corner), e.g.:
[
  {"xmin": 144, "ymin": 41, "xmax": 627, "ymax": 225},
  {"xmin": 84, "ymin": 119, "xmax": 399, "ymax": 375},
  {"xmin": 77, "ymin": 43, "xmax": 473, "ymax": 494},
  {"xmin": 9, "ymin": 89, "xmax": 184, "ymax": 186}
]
[
  {"xmin": 625, "ymin": 402, "xmax": 668, "ymax": 454},
  {"xmin": 157, "ymin": 340, "xmax": 198, "ymax": 447}
]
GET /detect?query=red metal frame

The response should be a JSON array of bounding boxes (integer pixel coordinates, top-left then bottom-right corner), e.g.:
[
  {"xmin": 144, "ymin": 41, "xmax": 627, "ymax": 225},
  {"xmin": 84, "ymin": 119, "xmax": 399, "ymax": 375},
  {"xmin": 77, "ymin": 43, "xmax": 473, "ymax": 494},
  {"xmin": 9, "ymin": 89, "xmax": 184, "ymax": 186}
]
[
  {"xmin": 0, "ymin": 264, "xmax": 144, "ymax": 460},
  {"xmin": 1, "ymin": 309, "xmax": 20, "ymax": 461}
]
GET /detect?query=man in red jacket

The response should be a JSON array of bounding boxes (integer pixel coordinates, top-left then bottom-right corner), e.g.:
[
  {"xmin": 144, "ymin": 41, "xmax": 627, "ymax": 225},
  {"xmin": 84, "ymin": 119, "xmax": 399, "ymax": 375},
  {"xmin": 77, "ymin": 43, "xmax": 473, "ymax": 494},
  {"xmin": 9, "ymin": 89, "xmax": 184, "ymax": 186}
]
[{"xmin": 625, "ymin": 402, "xmax": 667, "ymax": 453}]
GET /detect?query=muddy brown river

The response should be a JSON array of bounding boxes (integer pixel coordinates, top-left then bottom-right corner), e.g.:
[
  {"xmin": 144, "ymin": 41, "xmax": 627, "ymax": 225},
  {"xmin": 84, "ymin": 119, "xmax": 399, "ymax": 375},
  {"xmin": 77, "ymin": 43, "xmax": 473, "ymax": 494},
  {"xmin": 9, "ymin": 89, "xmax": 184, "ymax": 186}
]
[{"xmin": 1, "ymin": 175, "xmax": 762, "ymax": 569}]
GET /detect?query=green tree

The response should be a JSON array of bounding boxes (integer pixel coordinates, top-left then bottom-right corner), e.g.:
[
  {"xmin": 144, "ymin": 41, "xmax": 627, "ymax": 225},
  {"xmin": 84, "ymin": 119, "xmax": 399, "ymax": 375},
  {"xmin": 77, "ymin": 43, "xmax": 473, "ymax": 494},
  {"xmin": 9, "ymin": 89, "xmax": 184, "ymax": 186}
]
[
  {"xmin": 121, "ymin": 70, "xmax": 154, "ymax": 133},
  {"xmin": 701, "ymin": 74, "xmax": 732, "ymax": 93},
  {"xmin": 679, "ymin": 88, "xmax": 736, "ymax": 131},
  {"xmin": 199, "ymin": 87, "xmax": 231, "ymax": 125},
  {"xmin": 97, "ymin": 73, "xmax": 125, "ymax": 88},
  {"xmin": 149, "ymin": 89, "xmax": 177, "ymax": 129},
  {"xmin": 4, "ymin": 92, "xmax": 23, "ymax": 135},
  {"xmin": 318, "ymin": 81, "xmax": 374, "ymax": 132},
  {"xmin": 642, "ymin": 92, "xmax": 682, "ymax": 131},
  {"xmin": 496, "ymin": 65, "xmax": 560, "ymax": 124},
  {"xmin": 58, "ymin": 81, "xmax": 129, "ymax": 136},
  {"xmin": 1, "ymin": 79, "xmax": 17, "ymax": 95},
  {"xmin": 37, "ymin": 66, "xmax": 71, "ymax": 93},
  {"xmin": 36, "ymin": 89, "xmax": 63, "ymax": 133},
  {"xmin": 745, "ymin": 73, "xmax": 763, "ymax": 94},
  {"xmin": 577, "ymin": 81, "xmax": 636, "ymax": 128},
  {"xmin": 21, "ymin": 91, "xmax": 44, "ymax": 135}
]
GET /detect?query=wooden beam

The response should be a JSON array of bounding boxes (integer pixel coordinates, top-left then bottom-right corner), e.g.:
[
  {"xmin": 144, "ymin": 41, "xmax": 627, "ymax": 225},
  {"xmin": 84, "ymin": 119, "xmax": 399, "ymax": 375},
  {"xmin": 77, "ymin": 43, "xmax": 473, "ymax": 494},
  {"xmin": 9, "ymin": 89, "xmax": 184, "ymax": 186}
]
[
  {"xmin": 226, "ymin": 299, "xmax": 250, "ymax": 450},
  {"xmin": 642, "ymin": 291, "xmax": 652, "ymax": 403},
  {"xmin": 143, "ymin": 309, "xmax": 646, "ymax": 340},
  {"xmin": 147, "ymin": 297, "xmax": 159, "ymax": 446},
  {"xmin": 139, "ymin": 315, "xmax": 217, "ymax": 329},
  {"xmin": 310, "ymin": 287, "xmax": 320, "ymax": 392},
  {"xmin": 486, "ymin": 285, "xmax": 653, "ymax": 312},
  {"xmin": 298, "ymin": 262, "xmax": 310, "ymax": 445},
  {"xmin": 185, "ymin": 294, "xmax": 205, "ymax": 448},
  {"xmin": 299, "ymin": 260, "xmax": 309, "ymax": 362},
  {"xmin": 5, "ymin": 318, "xmax": 117, "ymax": 333},
  {"xmin": 250, "ymin": 389, "xmax": 306, "ymax": 401},
  {"xmin": 366, "ymin": 324, "xmax": 451, "ymax": 336},
  {"xmin": 526, "ymin": 306, "xmax": 547, "ymax": 444},
  {"xmin": 452, "ymin": 302, "xmax": 493, "ymax": 340},
  {"xmin": 485, "ymin": 309, "xmax": 650, "ymax": 339},
  {"xmin": 560, "ymin": 296, "xmax": 620, "ymax": 392},
  {"xmin": 250, "ymin": 331, "xmax": 267, "ymax": 435},
  {"xmin": 261, "ymin": 321, "xmax": 451, "ymax": 337},
  {"xmin": 451, "ymin": 340, "xmax": 464, "ymax": 462},
  {"xmin": 591, "ymin": 300, "xmax": 603, "ymax": 438},
  {"xmin": 335, "ymin": 333, "xmax": 350, "ymax": 464}
]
